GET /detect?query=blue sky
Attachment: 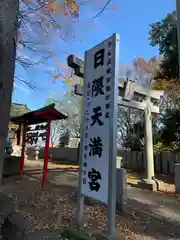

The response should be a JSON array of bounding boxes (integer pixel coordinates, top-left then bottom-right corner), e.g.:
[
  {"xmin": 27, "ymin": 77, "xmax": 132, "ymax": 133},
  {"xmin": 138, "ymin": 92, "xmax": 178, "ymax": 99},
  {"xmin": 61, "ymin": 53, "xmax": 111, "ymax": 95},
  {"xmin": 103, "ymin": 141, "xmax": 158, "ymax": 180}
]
[{"xmin": 13, "ymin": 0, "xmax": 175, "ymax": 110}]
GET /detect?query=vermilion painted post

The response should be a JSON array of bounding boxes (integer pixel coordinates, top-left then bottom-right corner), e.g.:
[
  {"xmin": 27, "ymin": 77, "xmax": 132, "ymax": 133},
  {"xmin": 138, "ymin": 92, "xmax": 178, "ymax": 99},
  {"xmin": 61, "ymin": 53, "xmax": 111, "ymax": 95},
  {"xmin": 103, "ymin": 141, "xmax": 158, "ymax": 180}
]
[
  {"xmin": 20, "ymin": 124, "xmax": 26, "ymax": 176},
  {"xmin": 42, "ymin": 120, "xmax": 51, "ymax": 187}
]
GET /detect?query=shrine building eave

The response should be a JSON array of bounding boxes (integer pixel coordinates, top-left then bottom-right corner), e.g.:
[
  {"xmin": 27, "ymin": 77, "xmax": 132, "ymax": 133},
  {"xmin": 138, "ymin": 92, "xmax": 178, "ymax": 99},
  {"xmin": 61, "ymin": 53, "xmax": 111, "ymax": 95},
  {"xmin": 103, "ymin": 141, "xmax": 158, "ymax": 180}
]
[{"xmin": 10, "ymin": 103, "xmax": 68, "ymax": 125}]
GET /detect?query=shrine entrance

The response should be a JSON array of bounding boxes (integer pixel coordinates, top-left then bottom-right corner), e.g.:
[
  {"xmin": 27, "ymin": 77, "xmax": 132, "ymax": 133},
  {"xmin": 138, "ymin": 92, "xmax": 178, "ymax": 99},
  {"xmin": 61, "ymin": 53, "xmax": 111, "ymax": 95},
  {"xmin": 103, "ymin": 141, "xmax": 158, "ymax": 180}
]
[{"xmin": 11, "ymin": 103, "xmax": 68, "ymax": 187}]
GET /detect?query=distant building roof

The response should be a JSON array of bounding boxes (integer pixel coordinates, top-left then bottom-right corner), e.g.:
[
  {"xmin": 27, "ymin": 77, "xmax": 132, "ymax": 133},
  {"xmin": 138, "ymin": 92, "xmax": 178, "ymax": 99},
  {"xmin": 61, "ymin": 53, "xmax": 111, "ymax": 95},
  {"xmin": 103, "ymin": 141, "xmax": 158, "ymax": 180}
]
[{"xmin": 10, "ymin": 103, "xmax": 30, "ymax": 118}]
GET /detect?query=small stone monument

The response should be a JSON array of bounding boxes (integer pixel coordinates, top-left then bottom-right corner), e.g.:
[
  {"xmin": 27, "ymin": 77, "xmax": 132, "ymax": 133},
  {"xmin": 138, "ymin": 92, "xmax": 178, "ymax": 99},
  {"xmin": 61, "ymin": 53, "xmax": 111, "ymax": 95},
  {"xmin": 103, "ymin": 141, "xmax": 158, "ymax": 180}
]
[
  {"xmin": 116, "ymin": 167, "xmax": 127, "ymax": 214},
  {"xmin": 34, "ymin": 146, "xmax": 40, "ymax": 160},
  {"xmin": 5, "ymin": 138, "xmax": 13, "ymax": 156}
]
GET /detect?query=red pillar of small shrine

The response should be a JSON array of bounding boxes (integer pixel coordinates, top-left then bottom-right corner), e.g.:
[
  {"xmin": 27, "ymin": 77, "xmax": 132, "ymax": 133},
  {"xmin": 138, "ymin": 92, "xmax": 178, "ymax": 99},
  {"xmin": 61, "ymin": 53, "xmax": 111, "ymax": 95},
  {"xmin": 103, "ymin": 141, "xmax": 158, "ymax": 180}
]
[
  {"xmin": 42, "ymin": 120, "xmax": 51, "ymax": 187},
  {"xmin": 20, "ymin": 124, "xmax": 26, "ymax": 176}
]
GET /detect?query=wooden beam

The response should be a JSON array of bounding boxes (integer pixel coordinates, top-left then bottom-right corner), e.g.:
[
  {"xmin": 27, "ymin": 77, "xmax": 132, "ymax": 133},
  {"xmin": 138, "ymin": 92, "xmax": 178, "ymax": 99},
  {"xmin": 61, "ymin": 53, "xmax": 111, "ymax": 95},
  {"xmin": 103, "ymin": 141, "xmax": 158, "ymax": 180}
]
[
  {"xmin": 118, "ymin": 97, "xmax": 160, "ymax": 113},
  {"xmin": 67, "ymin": 54, "xmax": 84, "ymax": 69},
  {"xmin": 67, "ymin": 55, "xmax": 84, "ymax": 78},
  {"xmin": 74, "ymin": 84, "xmax": 160, "ymax": 113},
  {"xmin": 74, "ymin": 66, "xmax": 84, "ymax": 78},
  {"xmin": 75, "ymin": 79, "xmax": 163, "ymax": 101},
  {"xmin": 118, "ymin": 80, "xmax": 163, "ymax": 100},
  {"xmin": 74, "ymin": 84, "xmax": 83, "ymax": 96},
  {"xmin": 68, "ymin": 54, "xmax": 164, "ymax": 100}
]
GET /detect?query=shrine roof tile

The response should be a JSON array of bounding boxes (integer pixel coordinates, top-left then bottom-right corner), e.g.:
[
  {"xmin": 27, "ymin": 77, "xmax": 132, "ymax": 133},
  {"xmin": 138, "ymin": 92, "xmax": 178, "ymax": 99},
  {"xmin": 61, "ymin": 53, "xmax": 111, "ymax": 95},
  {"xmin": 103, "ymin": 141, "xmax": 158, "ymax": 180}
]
[
  {"xmin": 10, "ymin": 103, "xmax": 30, "ymax": 118},
  {"xmin": 10, "ymin": 103, "xmax": 68, "ymax": 124}
]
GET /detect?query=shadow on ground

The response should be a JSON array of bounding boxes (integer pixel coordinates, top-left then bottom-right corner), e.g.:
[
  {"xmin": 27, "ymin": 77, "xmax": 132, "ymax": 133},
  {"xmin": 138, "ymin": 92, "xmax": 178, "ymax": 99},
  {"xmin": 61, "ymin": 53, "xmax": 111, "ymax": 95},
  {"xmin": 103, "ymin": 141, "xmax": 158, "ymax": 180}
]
[
  {"xmin": 124, "ymin": 198, "xmax": 180, "ymax": 239},
  {"xmin": 49, "ymin": 158, "xmax": 78, "ymax": 166},
  {"xmin": 24, "ymin": 168, "xmax": 180, "ymax": 225},
  {"xmin": 27, "ymin": 169, "xmax": 180, "ymax": 239},
  {"xmin": 156, "ymin": 173, "xmax": 174, "ymax": 184},
  {"xmin": 126, "ymin": 169, "xmax": 174, "ymax": 185},
  {"xmin": 1, "ymin": 175, "xmax": 180, "ymax": 239},
  {"xmin": 24, "ymin": 168, "xmax": 79, "ymax": 188},
  {"xmin": 24, "ymin": 168, "xmax": 78, "ymax": 175}
]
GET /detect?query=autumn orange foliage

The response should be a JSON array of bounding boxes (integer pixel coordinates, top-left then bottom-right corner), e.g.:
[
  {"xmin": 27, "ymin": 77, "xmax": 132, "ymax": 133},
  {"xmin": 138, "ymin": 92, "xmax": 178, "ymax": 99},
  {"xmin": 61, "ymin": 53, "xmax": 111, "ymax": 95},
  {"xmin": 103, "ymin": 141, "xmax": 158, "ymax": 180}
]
[
  {"xmin": 23, "ymin": 0, "xmax": 80, "ymax": 21},
  {"xmin": 133, "ymin": 56, "xmax": 161, "ymax": 75},
  {"xmin": 52, "ymin": 56, "xmax": 83, "ymax": 87},
  {"xmin": 134, "ymin": 56, "xmax": 180, "ymax": 93}
]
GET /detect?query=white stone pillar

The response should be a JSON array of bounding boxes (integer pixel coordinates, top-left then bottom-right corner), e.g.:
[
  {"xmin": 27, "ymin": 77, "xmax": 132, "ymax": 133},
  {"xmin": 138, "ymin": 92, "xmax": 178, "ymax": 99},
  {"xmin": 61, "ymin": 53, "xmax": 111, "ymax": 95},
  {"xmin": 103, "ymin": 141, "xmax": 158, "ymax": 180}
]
[{"xmin": 144, "ymin": 99, "xmax": 155, "ymax": 181}]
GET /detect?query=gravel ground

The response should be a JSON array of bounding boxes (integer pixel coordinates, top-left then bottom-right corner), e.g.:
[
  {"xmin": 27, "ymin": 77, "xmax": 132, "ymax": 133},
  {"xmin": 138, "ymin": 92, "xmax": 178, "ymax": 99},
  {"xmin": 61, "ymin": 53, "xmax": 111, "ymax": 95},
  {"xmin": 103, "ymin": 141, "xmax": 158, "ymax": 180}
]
[{"xmin": 1, "ymin": 175, "xmax": 180, "ymax": 240}]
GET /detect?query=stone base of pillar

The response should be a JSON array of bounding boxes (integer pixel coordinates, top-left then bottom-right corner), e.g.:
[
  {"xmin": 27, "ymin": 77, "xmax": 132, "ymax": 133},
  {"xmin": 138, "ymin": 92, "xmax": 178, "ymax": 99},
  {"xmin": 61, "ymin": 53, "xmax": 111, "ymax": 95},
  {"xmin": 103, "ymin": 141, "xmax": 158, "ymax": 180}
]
[{"xmin": 137, "ymin": 179, "xmax": 157, "ymax": 192}]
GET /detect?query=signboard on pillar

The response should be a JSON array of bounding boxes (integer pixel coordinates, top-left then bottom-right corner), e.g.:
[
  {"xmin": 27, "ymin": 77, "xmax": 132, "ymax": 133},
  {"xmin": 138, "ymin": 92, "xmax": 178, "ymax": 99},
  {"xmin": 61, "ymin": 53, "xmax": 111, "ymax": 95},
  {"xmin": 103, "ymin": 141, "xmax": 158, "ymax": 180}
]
[{"xmin": 80, "ymin": 33, "xmax": 119, "ymax": 203}]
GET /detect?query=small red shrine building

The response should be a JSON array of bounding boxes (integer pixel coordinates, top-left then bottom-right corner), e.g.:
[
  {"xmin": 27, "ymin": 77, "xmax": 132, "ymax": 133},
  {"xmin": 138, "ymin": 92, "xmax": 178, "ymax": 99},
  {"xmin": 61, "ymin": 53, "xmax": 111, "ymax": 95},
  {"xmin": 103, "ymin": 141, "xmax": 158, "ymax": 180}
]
[{"xmin": 11, "ymin": 103, "xmax": 68, "ymax": 187}]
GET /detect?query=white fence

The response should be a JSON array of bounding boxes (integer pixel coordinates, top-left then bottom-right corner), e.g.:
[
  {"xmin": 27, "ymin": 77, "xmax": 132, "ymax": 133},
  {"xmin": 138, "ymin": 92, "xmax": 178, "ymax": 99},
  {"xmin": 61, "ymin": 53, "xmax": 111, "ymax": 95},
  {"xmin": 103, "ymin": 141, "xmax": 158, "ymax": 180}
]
[
  {"xmin": 119, "ymin": 150, "xmax": 180, "ymax": 175},
  {"xmin": 39, "ymin": 147, "xmax": 78, "ymax": 163},
  {"xmin": 27, "ymin": 147, "xmax": 180, "ymax": 174}
]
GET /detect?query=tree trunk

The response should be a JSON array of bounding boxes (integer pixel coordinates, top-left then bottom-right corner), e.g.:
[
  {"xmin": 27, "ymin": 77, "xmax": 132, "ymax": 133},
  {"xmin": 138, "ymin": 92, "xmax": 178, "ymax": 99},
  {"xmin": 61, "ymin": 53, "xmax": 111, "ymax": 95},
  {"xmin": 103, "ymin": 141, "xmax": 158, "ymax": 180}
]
[{"xmin": 0, "ymin": 0, "xmax": 19, "ymax": 184}]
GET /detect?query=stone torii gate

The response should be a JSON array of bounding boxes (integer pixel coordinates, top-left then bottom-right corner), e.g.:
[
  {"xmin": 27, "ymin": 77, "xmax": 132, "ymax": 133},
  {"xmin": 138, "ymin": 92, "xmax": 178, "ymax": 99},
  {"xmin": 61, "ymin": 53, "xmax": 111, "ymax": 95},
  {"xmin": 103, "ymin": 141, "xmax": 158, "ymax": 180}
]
[{"xmin": 67, "ymin": 55, "xmax": 164, "ymax": 190}]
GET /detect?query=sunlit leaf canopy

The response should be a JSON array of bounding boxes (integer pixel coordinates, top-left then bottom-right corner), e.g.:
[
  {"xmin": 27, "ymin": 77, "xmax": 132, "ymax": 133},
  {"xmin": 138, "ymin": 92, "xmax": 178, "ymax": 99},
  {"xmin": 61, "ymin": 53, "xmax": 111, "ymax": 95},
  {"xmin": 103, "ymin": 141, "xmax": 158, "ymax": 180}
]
[
  {"xmin": 19, "ymin": 0, "xmax": 80, "ymax": 49},
  {"xmin": 52, "ymin": 56, "xmax": 83, "ymax": 86},
  {"xmin": 15, "ymin": 0, "xmax": 117, "ymax": 91},
  {"xmin": 19, "ymin": 0, "xmax": 113, "ymax": 42},
  {"xmin": 16, "ymin": 0, "xmax": 82, "ymax": 88},
  {"xmin": 17, "ymin": 0, "xmax": 116, "ymax": 69}
]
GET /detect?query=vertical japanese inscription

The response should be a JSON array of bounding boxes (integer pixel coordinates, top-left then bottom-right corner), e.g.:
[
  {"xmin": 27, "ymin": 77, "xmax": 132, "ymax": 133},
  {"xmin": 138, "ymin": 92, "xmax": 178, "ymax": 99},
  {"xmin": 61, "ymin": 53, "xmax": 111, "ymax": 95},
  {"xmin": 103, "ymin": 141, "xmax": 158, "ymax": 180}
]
[
  {"xmin": 91, "ymin": 106, "xmax": 104, "ymax": 126},
  {"xmin": 92, "ymin": 77, "xmax": 104, "ymax": 98},
  {"xmin": 82, "ymin": 81, "xmax": 91, "ymax": 185},
  {"xmin": 94, "ymin": 49, "xmax": 105, "ymax": 69},
  {"xmin": 88, "ymin": 168, "xmax": 102, "ymax": 191},
  {"xmin": 89, "ymin": 136, "xmax": 103, "ymax": 158},
  {"xmin": 105, "ymin": 41, "xmax": 112, "ymax": 119},
  {"xmin": 86, "ymin": 47, "xmax": 106, "ymax": 192}
]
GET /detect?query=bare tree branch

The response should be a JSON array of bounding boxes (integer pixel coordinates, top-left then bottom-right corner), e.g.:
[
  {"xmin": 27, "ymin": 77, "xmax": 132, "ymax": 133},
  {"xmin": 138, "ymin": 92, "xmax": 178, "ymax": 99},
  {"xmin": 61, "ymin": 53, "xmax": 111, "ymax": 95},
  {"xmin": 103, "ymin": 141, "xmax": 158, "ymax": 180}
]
[
  {"xmin": 14, "ymin": 76, "xmax": 36, "ymax": 90},
  {"xmin": 91, "ymin": 0, "xmax": 111, "ymax": 21}
]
